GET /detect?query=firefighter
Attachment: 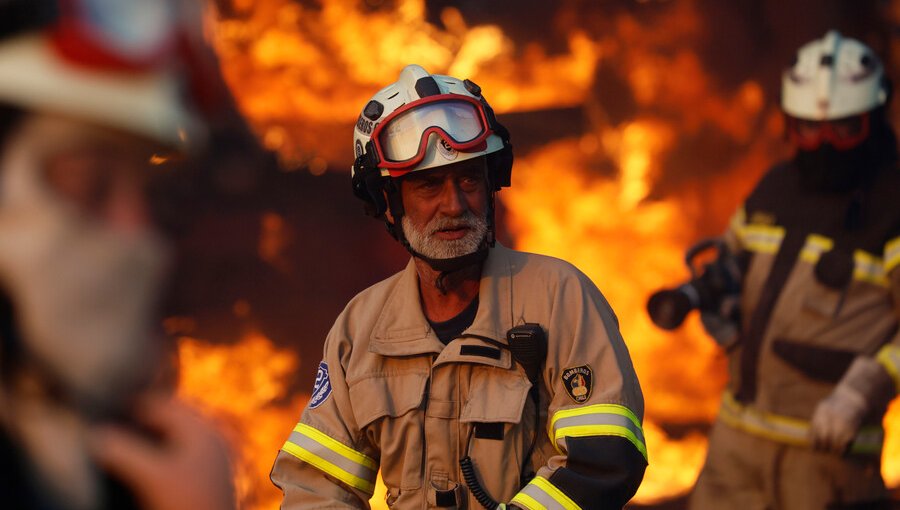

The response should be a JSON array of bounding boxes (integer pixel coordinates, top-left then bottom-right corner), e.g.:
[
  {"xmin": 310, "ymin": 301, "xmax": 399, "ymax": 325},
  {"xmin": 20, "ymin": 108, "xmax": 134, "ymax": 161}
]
[
  {"xmin": 0, "ymin": 1, "xmax": 234, "ymax": 509},
  {"xmin": 270, "ymin": 64, "xmax": 647, "ymax": 509},
  {"xmin": 687, "ymin": 31, "xmax": 900, "ymax": 510}
]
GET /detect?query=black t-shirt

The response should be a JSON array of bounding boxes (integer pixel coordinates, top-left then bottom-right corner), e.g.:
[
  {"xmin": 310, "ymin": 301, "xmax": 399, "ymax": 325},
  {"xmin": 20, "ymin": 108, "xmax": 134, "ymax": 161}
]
[{"xmin": 428, "ymin": 297, "xmax": 479, "ymax": 344}]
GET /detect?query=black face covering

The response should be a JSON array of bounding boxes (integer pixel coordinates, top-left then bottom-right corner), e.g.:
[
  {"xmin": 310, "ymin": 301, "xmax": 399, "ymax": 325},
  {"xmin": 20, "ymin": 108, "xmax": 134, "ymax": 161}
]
[
  {"xmin": 795, "ymin": 140, "xmax": 877, "ymax": 192},
  {"xmin": 793, "ymin": 113, "xmax": 898, "ymax": 193}
]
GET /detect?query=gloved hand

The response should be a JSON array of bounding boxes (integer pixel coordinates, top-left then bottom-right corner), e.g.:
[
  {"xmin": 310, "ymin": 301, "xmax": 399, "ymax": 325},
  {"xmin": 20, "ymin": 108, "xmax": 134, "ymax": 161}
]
[
  {"xmin": 807, "ymin": 354, "xmax": 892, "ymax": 455},
  {"xmin": 809, "ymin": 383, "xmax": 867, "ymax": 454},
  {"xmin": 700, "ymin": 312, "xmax": 738, "ymax": 349}
]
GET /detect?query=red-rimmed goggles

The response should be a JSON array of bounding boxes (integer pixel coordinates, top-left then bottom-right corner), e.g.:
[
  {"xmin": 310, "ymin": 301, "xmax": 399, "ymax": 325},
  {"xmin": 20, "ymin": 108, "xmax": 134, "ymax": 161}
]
[
  {"xmin": 365, "ymin": 94, "xmax": 497, "ymax": 173},
  {"xmin": 787, "ymin": 112, "xmax": 871, "ymax": 151}
]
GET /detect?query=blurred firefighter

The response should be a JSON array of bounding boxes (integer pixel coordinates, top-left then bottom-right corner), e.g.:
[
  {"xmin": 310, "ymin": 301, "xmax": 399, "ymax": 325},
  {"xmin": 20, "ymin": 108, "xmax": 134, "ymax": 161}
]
[
  {"xmin": 650, "ymin": 31, "xmax": 900, "ymax": 510},
  {"xmin": 0, "ymin": 1, "xmax": 235, "ymax": 509},
  {"xmin": 271, "ymin": 64, "xmax": 647, "ymax": 509}
]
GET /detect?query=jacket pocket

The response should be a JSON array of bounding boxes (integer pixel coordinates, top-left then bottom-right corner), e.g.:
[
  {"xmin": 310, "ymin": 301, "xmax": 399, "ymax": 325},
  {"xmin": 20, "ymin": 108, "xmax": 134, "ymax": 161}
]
[
  {"xmin": 349, "ymin": 371, "xmax": 429, "ymax": 491},
  {"xmin": 460, "ymin": 368, "xmax": 533, "ymax": 501}
]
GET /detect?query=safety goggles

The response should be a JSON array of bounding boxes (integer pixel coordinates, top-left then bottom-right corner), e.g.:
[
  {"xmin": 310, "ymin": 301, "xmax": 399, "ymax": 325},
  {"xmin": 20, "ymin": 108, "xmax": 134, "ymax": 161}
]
[
  {"xmin": 787, "ymin": 112, "xmax": 871, "ymax": 151},
  {"xmin": 368, "ymin": 94, "xmax": 496, "ymax": 171}
]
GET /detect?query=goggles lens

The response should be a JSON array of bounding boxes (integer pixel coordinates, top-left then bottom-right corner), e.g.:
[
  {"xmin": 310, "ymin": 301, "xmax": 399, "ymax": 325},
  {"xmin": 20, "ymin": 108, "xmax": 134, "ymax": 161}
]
[
  {"xmin": 376, "ymin": 98, "xmax": 488, "ymax": 164},
  {"xmin": 790, "ymin": 113, "xmax": 870, "ymax": 150}
]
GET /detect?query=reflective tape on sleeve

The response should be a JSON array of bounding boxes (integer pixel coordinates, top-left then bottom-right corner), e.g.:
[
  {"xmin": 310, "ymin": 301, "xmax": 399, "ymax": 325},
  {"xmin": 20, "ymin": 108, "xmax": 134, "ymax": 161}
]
[
  {"xmin": 853, "ymin": 250, "xmax": 888, "ymax": 287},
  {"xmin": 739, "ymin": 225, "xmax": 784, "ymax": 254},
  {"xmin": 281, "ymin": 423, "xmax": 378, "ymax": 495},
  {"xmin": 549, "ymin": 404, "xmax": 647, "ymax": 461},
  {"xmin": 877, "ymin": 345, "xmax": 900, "ymax": 393},
  {"xmin": 799, "ymin": 234, "xmax": 833, "ymax": 264},
  {"xmin": 885, "ymin": 237, "xmax": 900, "ymax": 274},
  {"xmin": 511, "ymin": 476, "xmax": 580, "ymax": 510}
]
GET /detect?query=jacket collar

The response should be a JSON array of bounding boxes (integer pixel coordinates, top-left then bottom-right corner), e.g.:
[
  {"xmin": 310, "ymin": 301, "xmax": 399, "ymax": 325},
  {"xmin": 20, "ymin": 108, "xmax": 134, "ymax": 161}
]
[{"xmin": 369, "ymin": 244, "xmax": 515, "ymax": 357}]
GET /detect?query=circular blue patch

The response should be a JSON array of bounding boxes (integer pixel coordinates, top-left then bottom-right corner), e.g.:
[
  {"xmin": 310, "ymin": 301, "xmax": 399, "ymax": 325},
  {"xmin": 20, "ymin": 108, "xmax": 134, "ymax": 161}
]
[{"xmin": 308, "ymin": 361, "xmax": 332, "ymax": 409}]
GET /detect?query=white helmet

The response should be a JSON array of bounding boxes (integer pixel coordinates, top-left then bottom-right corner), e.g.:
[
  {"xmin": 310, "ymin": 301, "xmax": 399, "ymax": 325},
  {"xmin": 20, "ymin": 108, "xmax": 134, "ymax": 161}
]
[
  {"xmin": 352, "ymin": 64, "xmax": 509, "ymax": 180},
  {"xmin": 0, "ymin": 0, "xmax": 201, "ymax": 148},
  {"xmin": 782, "ymin": 30, "xmax": 889, "ymax": 121},
  {"xmin": 350, "ymin": 64, "xmax": 513, "ymax": 270}
]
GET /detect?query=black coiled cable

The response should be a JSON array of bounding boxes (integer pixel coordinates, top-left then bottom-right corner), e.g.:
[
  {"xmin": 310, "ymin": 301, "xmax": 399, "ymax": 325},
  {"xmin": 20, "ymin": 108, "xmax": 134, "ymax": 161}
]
[{"xmin": 459, "ymin": 455, "xmax": 501, "ymax": 510}]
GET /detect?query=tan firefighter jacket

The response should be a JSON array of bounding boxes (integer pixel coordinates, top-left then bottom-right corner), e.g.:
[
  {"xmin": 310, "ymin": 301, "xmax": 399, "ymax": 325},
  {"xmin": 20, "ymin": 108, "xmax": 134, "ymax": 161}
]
[
  {"xmin": 717, "ymin": 162, "xmax": 900, "ymax": 453},
  {"xmin": 271, "ymin": 244, "xmax": 647, "ymax": 509}
]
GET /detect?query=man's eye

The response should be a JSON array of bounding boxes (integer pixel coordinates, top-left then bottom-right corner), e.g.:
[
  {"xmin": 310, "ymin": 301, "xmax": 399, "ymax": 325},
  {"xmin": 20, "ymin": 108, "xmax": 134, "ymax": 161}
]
[{"xmin": 460, "ymin": 176, "xmax": 481, "ymax": 189}]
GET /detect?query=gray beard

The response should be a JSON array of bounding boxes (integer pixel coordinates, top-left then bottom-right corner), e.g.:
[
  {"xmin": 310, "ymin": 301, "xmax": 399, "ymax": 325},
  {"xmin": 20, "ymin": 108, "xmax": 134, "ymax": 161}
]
[{"xmin": 401, "ymin": 211, "xmax": 488, "ymax": 260}]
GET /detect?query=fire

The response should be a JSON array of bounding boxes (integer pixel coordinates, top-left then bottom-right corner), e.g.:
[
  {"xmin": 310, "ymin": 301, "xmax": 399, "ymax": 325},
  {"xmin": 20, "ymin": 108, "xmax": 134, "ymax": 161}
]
[
  {"xmin": 206, "ymin": 0, "xmax": 601, "ymax": 166},
  {"xmin": 200, "ymin": 0, "xmax": 900, "ymax": 506},
  {"xmin": 176, "ymin": 332, "xmax": 307, "ymax": 509}
]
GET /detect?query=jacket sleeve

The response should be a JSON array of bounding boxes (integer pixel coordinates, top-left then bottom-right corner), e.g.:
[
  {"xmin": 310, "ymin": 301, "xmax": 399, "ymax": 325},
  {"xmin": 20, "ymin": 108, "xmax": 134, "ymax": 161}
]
[
  {"xmin": 510, "ymin": 268, "xmax": 647, "ymax": 510},
  {"xmin": 270, "ymin": 323, "xmax": 378, "ymax": 509},
  {"xmin": 874, "ymin": 235, "xmax": 900, "ymax": 397}
]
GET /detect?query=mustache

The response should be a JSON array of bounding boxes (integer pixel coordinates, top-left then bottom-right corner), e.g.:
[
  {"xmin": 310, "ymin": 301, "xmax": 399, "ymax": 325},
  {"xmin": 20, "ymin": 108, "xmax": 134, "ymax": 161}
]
[{"xmin": 426, "ymin": 212, "xmax": 481, "ymax": 235}]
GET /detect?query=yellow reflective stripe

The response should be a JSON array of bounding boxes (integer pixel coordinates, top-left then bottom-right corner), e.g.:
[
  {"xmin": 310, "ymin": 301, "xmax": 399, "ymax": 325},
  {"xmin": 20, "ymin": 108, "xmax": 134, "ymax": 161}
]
[
  {"xmin": 551, "ymin": 403, "xmax": 641, "ymax": 430},
  {"xmin": 509, "ymin": 492, "xmax": 544, "ymax": 510},
  {"xmin": 876, "ymin": 345, "xmax": 900, "ymax": 393},
  {"xmin": 799, "ymin": 234, "xmax": 834, "ymax": 264},
  {"xmin": 511, "ymin": 476, "xmax": 580, "ymax": 510},
  {"xmin": 293, "ymin": 423, "xmax": 377, "ymax": 470},
  {"xmin": 280, "ymin": 423, "xmax": 377, "ymax": 494},
  {"xmin": 739, "ymin": 224, "xmax": 784, "ymax": 254},
  {"xmin": 853, "ymin": 250, "xmax": 888, "ymax": 286},
  {"xmin": 885, "ymin": 237, "xmax": 900, "ymax": 273},
  {"xmin": 719, "ymin": 391, "xmax": 883, "ymax": 455},
  {"xmin": 549, "ymin": 404, "xmax": 647, "ymax": 461}
]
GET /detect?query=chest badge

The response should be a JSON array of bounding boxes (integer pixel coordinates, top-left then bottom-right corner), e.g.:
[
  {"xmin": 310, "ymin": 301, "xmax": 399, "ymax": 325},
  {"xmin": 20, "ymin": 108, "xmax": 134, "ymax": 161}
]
[{"xmin": 561, "ymin": 365, "xmax": 593, "ymax": 403}]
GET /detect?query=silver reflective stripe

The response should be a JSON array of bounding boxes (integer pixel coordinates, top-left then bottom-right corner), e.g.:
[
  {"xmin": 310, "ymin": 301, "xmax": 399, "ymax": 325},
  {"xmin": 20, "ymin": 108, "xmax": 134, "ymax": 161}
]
[
  {"xmin": 284, "ymin": 428, "xmax": 377, "ymax": 492},
  {"xmin": 511, "ymin": 476, "xmax": 580, "ymax": 510},
  {"xmin": 553, "ymin": 412, "xmax": 646, "ymax": 452}
]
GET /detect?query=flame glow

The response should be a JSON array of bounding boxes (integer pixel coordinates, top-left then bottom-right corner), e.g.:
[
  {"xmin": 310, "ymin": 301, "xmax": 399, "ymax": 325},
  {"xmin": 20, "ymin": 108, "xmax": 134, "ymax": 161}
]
[
  {"xmin": 198, "ymin": 0, "xmax": 900, "ymax": 507},
  {"xmin": 176, "ymin": 333, "xmax": 306, "ymax": 509}
]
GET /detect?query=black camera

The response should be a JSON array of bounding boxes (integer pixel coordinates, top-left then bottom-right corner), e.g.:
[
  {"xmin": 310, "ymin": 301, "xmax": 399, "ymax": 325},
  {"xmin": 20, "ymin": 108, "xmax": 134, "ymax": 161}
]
[{"xmin": 646, "ymin": 238, "xmax": 742, "ymax": 330}]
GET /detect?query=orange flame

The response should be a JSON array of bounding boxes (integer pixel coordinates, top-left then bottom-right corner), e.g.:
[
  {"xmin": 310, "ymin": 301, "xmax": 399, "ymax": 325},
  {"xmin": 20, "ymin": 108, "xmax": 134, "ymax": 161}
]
[
  {"xmin": 201, "ymin": 0, "xmax": 900, "ymax": 506},
  {"xmin": 176, "ymin": 333, "xmax": 306, "ymax": 508}
]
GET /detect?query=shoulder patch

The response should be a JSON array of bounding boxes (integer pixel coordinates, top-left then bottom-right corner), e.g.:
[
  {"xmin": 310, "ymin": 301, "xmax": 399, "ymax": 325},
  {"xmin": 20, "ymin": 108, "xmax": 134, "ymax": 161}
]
[
  {"xmin": 308, "ymin": 361, "xmax": 333, "ymax": 409},
  {"xmin": 561, "ymin": 365, "xmax": 593, "ymax": 404}
]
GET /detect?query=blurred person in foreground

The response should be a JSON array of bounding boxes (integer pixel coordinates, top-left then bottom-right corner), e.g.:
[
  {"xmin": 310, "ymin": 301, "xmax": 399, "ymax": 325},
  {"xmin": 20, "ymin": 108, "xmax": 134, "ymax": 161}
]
[
  {"xmin": 271, "ymin": 64, "xmax": 646, "ymax": 509},
  {"xmin": 0, "ymin": 1, "xmax": 235, "ymax": 509},
  {"xmin": 649, "ymin": 31, "xmax": 900, "ymax": 510}
]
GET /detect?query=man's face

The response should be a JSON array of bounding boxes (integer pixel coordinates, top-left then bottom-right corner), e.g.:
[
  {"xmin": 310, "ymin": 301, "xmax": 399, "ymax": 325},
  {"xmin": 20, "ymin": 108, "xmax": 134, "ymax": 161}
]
[
  {"xmin": 0, "ymin": 113, "xmax": 173, "ymax": 413},
  {"xmin": 4, "ymin": 113, "xmax": 163, "ymax": 234},
  {"xmin": 397, "ymin": 157, "xmax": 490, "ymax": 260}
]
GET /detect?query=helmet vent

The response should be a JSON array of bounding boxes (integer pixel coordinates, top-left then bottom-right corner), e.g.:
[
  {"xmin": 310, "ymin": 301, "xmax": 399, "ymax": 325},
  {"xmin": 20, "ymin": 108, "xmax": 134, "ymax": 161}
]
[
  {"xmin": 363, "ymin": 100, "xmax": 384, "ymax": 120},
  {"xmin": 861, "ymin": 54, "xmax": 874, "ymax": 69},
  {"xmin": 414, "ymin": 76, "xmax": 441, "ymax": 98},
  {"xmin": 820, "ymin": 54, "xmax": 834, "ymax": 67}
]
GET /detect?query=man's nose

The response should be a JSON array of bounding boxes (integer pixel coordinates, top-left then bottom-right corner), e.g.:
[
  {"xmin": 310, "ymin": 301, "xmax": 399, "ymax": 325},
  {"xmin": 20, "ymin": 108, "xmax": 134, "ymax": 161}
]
[
  {"xmin": 437, "ymin": 179, "xmax": 466, "ymax": 216},
  {"xmin": 104, "ymin": 177, "xmax": 152, "ymax": 234}
]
